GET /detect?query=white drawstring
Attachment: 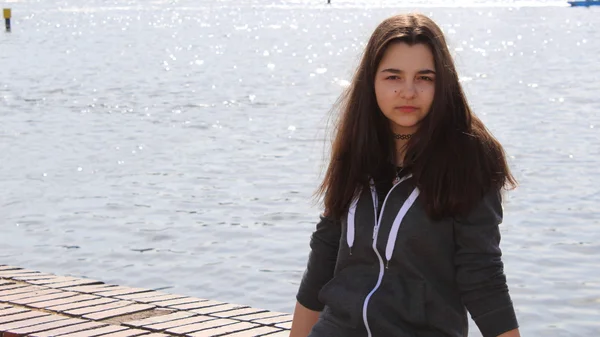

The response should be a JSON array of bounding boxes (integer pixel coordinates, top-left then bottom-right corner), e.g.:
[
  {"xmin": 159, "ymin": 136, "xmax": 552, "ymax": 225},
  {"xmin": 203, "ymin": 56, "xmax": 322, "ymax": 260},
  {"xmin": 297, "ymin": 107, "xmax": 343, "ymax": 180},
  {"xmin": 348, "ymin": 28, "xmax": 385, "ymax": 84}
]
[
  {"xmin": 347, "ymin": 193, "xmax": 359, "ymax": 254},
  {"xmin": 385, "ymin": 187, "xmax": 420, "ymax": 262}
]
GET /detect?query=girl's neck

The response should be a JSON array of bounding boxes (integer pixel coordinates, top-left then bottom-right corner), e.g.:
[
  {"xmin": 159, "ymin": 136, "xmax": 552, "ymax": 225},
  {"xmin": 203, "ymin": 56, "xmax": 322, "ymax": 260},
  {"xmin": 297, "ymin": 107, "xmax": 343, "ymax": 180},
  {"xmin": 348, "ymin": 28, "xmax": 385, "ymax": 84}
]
[
  {"xmin": 395, "ymin": 140, "xmax": 408, "ymax": 167},
  {"xmin": 392, "ymin": 127, "xmax": 414, "ymax": 167}
]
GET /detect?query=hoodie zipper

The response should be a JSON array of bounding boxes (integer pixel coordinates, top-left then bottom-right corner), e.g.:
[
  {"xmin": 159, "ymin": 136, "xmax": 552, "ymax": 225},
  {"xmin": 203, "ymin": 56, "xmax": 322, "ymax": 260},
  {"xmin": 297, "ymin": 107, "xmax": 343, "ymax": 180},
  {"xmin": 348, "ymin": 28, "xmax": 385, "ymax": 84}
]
[
  {"xmin": 361, "ymin": 175, "xmax": 409, "ymax": 337},
  {"xmin": 345, "ymin": 174, "xmax": 416, "ymax": 336}
]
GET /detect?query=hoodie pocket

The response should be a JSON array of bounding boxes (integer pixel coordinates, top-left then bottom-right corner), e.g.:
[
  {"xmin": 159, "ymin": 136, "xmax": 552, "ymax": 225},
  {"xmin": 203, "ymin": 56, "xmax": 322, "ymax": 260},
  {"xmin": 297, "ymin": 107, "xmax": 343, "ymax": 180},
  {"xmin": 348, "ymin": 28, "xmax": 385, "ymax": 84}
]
[
  {"xmin": 317, "ymin": 267, "xmax": 374, "ymax": 329},
  {"xmin": 424, "ymin": 285, "xmax": 466, "ymax": 334},
  {"xmin": 372, "ymin": 274, "xmax": 427, "ymax": 328}
]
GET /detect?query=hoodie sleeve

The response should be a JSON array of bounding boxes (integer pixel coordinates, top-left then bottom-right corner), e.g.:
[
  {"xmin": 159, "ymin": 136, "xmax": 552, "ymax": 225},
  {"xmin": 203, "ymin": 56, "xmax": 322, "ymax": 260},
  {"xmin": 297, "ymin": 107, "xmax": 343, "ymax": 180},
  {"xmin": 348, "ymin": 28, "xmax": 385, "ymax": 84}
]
[
  {"xmin": 453, "ymin": 189, "xmax": 519, "ymax": 337},
  {"xmin": 296, "ymin": 214, "xmax": 341, "ymax": 311}
]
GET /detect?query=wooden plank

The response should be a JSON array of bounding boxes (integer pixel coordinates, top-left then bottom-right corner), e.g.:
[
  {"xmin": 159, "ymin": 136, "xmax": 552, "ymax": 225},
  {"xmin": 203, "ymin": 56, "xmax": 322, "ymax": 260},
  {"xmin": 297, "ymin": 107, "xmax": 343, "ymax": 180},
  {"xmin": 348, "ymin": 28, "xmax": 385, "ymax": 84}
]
[
  {"xmin": 167, "ymin": 318, "xmax": 238, "ymax": 335},
  {"xmin": 3, "ymin": 317, "xmax": 84, "ymax": 335},
  {"xmin": 275, "ymin": 321, "xmax": 292, "ymax": 329},
  {"xmin": 184, "ymin": 321, "xmax": 258, "ymax": 337},
  {"xmin": 252, "ymin": 315, "xmax": 292, "ymax": 325},
  {"xmin": 92, "ymin": 287, "xmax": 152, "ymax": 297},
  {"xmin": 182, "ymin": 319, "xmax": 241, "ymax": 336},
  {"xmin": 167, "ymin": 299, "xmax": 222, "ymax": 309},
  {"xmin": 210, "ymin": 307, "xmax": 268, "ymax": 318},
  {"xmin": 89, "ymin": 286, "xmax": 142, "ymax": 294},
  {"xmin": 114, "ymin": 292, "xmax": 165, "ymax": 301},
  {"xmin": 0, "ymin": 288, "xmax": 63, "ymax": 302},
  {"xmin": 0, "ymin": 270, "xmax": 47, "ymax": 277},
  {"xmin": 64, "ymin": 301, "xmax": 134, "ymax": 316},
  {"xmin": 0, "ymin": 273, "xmax": 53, "ymax": 281},
  {"xmin": 167, "ymin": 301, "xmax": 217, "ymax": 310},
  {"xmin": 56, "ymin": 325, "xmax": 129, "ymax": 337},
  {"xmin": 0, "ymin": 284, "xmax": 27, "ymax": 293},
  {"xmin": 143, "ymin": 315, "xmax": 213, "ymax": 331},
  {"xmin": 166, "ymin": 319, "xmax": 228, "ymax": 334},
  {"xmin": 26, "ymin": 277, "xmax": 82, "ymax": 285},
  {"xmin": 224, "ymin": 326, "xmax": 281, "ymax": 337},
  {"xmin": 234, "ymin": 312, "xmax": 289, "ymax": 322},
  {"xmin": 97, "ymin": 329, "xmax": 151, "ymax": 337},
  {"xmin": 35, "ymin": 278, "xmax": 102, "ymax": 288},
  {"xmin": 11, "ymin": 290, "xmax": 80, "ymax": 305},
  {"xmin": 123, "ymin": 311, "xmax": 193, "ymax": 327},
  {"xmin": 134, "ymin": 294, "xmax": 189, "ymax": 303},
  {"xmin": 147, "ymin": 297, "xmax": 202, "ymax": 307},
  {"xmin": 0, "ymin": 314, "xmax": 68, "ymax": 331},
  {"xmin": 83, "ymin": 303, "xmax": 156, "ymax": 320},
  {"xmin": 0, "ymin": 266, "xmax": 21, "ymax": 271},
  {"xmin": 0, "ymin": 285, "xmax": 44, "ymax": 297},
  {"xmin": 0, "ymin": 272, "xmax": 35, "ymax": 278},
  {"xmin": 61, "ymin": 284, "xmax": 118, "ymax": 293},
  {"xmin": 27, "ymin": 294, "xmax": 98, "ymax": 309},
  {"xmin": 0, "ymin": 282, "xmax": 23, "ymax": 288},
  {"xmin": 47, "ymin": 297, "xmax": 118, "ymax": 312},
  {"xmin": 0, "ymin": 311, "xmax": 48, "ymax": 324},
  {"xmin": 263, "ymin": 331, "xmax": 291, "ymax": 336},
  {"xmin": 190, "ymin": 303, "xmax": 248, "ymax": 315},
  {"xmin": 0, "ymin": 307, "xmax": 30, "ymax": 317},
  {"xmin": 11, "ymin": 274, "xmax": 58, "ymax": 281},
  {"xmin": 29, "ymin": 321, "xmax": 108, "ymax": 337}
]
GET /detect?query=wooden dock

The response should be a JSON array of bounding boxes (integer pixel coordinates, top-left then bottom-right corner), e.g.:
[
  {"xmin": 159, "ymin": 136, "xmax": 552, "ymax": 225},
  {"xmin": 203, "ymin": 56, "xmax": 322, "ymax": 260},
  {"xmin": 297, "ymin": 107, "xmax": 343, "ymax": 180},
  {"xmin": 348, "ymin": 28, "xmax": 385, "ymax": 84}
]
[{"xmin": 0, "ymin": 265, "xmax": 291, "ymax": 337}]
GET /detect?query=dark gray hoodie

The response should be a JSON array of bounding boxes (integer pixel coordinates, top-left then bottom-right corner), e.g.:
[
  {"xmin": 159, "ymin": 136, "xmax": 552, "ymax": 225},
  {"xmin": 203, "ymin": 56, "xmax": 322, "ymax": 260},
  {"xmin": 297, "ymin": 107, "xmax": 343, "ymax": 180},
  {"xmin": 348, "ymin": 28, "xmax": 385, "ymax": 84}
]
[{"xmin": 296, "ymin": 174, "xmax": 519, "ymax": 337}]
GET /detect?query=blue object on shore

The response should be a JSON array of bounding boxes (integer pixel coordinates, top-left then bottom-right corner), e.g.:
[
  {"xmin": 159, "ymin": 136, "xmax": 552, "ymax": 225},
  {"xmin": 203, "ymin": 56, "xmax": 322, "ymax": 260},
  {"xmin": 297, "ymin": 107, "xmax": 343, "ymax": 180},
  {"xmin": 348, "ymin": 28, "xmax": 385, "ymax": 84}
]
[{"xmin": 568, "ymin": 0, "xmax": 600, "ymax": 6}]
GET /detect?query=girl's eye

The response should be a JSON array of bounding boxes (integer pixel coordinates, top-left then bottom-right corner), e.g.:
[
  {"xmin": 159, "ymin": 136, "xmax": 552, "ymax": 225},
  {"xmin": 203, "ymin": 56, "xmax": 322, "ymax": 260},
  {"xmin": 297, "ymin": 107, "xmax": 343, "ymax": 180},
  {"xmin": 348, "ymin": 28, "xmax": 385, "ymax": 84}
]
[
  {"xmin": 386, "ymin": 76, "xmax": 400, "ymax": 80},
  {"xmin": 420, "ymin": 76, "xmax": 434, "ymax": 82}
]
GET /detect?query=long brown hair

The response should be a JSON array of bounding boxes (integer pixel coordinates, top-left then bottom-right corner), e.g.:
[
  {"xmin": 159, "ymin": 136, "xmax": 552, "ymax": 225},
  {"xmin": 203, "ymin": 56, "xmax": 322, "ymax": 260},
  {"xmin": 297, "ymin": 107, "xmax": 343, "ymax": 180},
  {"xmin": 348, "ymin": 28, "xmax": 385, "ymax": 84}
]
[{"xmin": 317, "ymin": 13, "xmax": 516, "ymax": 221}]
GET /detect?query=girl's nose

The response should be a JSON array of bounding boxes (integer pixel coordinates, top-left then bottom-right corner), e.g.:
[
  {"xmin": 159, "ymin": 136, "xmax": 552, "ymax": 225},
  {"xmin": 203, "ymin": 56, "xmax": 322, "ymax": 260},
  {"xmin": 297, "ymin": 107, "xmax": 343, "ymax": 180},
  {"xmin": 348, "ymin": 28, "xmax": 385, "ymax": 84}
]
[{"xmin": 399, "ymin": 82, "xmax": 417, "ymax": 99}]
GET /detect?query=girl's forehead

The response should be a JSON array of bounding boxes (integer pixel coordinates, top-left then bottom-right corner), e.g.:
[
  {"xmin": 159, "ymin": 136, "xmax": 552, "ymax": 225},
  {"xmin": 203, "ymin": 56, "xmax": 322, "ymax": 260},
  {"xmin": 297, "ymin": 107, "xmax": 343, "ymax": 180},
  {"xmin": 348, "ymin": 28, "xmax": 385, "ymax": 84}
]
[{"xmin": 378, "ymin": 43, "xmax": 435, "ymax": 70}]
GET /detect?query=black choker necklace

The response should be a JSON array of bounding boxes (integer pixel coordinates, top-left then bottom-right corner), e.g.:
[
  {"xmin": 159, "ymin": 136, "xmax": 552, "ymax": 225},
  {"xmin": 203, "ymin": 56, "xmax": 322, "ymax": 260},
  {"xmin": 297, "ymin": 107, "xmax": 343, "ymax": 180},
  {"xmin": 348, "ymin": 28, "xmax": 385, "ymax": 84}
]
[{"xmin": 394, "ymin": 133, "xmax": 413, "ymax": 140}]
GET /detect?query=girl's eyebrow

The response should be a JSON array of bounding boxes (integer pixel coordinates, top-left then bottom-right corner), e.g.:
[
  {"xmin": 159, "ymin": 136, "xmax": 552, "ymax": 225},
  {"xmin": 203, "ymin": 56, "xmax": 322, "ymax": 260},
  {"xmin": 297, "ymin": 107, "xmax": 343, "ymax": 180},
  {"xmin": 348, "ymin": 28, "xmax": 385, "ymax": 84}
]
[{"xmin": 380, "ymin": 68, "xmax": 436, "ymax": 75}]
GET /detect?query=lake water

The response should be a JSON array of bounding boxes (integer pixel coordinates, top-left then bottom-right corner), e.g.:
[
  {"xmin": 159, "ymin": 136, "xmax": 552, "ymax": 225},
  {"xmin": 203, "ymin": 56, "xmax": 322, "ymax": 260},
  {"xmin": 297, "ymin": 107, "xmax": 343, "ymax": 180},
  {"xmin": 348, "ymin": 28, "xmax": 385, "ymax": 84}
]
[{"xmin": 1, "ymin": 0, "xmax": 599, "ymax": 335}]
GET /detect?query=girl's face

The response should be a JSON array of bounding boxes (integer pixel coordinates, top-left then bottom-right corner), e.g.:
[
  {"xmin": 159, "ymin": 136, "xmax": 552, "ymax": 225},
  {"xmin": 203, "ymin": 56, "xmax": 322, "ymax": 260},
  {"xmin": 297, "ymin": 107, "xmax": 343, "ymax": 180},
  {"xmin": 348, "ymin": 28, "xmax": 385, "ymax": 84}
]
[{"xmin": 374, "ymin": 42, "xmax": 436, "ymax": 135}]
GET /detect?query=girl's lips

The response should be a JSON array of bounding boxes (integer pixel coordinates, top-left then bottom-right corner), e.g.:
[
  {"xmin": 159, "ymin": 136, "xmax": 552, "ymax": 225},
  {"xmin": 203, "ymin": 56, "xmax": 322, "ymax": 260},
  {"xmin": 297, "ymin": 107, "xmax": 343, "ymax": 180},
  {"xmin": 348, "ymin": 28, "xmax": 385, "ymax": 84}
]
[{"xmin": 395, "ymin": 106, "xmax": 418, "ymax": 113}]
